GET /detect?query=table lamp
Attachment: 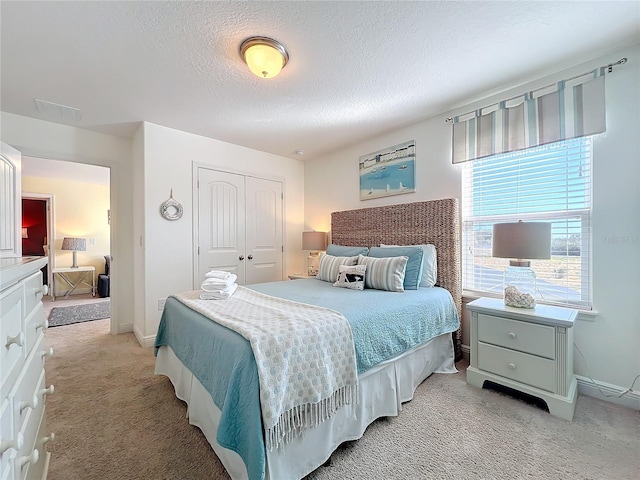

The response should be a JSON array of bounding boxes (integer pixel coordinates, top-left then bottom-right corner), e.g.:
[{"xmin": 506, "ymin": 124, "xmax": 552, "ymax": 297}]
[
  {"xmin": 302, "ymin": 231, "xmax": 327, "ymax": 276},
  {"xmin": 61, "ymin": 237, "xmax": 86, "ymax": 268},
  {"xmin": 492, "ymin": 221, "xmax": 551, "ymax": 308}
]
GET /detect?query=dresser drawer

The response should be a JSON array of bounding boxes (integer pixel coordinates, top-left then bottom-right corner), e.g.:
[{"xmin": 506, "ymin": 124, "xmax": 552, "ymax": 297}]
[
  {"xmin": 1, "ymin": 284, "xmax": 25, "ymax": 397},
  {"xmin": 22, "ymin": 272, "xmax": 44, "ymax": 322},
  {"xmin": 477, "ymin": 313, "xmax": 555, "ymax": 359},
  {"xmin": 10, "ymin": 334, "xmax": 46, "ymax": 437},
  {"xmin": 477, "ymin": 342, "xmax": 556, "ymax": 392},
  {"xmin": 24, "ymin": 303, "xmax": 46, "ymax": 359},
  {"xmin": 14, "ymin": 373, "xmax": 46, "ymax": 480},
  {"xmin": 0, "ymin": 452, "xmax": 15, "ymax": 480},
  {"xmin": 1, "ymin": 398, "xmax": 16, "ymax": 480}
]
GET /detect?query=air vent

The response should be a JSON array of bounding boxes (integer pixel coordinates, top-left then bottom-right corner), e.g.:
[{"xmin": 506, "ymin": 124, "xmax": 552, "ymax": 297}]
[{"xmin": 34, "ymin": 99, "xmax": 81, "ymax": 121}]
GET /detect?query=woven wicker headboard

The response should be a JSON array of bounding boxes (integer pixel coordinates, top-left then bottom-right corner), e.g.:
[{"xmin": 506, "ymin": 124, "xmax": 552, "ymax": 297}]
[{"xmin": 331, "ymin": 198, "xmax": 462, "ymax": 359}]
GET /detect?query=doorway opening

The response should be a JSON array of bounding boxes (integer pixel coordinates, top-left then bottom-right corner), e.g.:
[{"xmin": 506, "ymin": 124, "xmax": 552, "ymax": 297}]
[{"xmin": 21, "ymin": 156, "xmax": 112, "ymax": 332}]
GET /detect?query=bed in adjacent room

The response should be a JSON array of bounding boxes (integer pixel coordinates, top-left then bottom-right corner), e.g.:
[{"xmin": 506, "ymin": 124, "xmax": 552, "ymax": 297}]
[{"xmin": 154, "ymin": 198, "xmax": 462, "ymax": 480}]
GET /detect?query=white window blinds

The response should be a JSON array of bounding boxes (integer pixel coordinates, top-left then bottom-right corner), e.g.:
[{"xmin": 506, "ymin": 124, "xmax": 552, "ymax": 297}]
[{"xmin": 462, "ymin": 137, "xmax": 592, "ymax": 308}]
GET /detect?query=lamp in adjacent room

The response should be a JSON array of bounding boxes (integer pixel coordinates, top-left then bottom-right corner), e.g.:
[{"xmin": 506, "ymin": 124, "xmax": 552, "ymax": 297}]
[
  {"xmin": 240, "ymin": 36, "xmax": 289, "ymax": 79},
  {"xmin": 302, "ymin": 231, "xmax": 327, "ymax": 277},
  {"xmin": 492, "ymin": 221, "xmax": 551, "ymax": 308},
  {"xmin": 61, "ymin": 237, "xmax": 86, "ymax": 268}
]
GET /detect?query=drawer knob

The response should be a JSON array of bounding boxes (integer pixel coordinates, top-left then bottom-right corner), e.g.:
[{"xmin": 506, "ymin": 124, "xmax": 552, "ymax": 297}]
[
  {"xmin": 20, "ymin": 395, "xmax": 39, "ymax": 413},
  {"xmin": 19, "ymin": 448, "xmax": 39, "ymax": 467},
  {"xmin": 41, "ymin": 432, "xmax": 56, "ymax": 446},
  {"xmin": 5, "ymin": 332, "xmax": 24, "ymax": 349},
  {"xmin": 39, "ymin": 384, "xmax": 55, "ymax": 397},
  {"xmin": 508, "ymin": 363, "xmax": 517, "ymax": 370},
  {"xmin": 40, "ymin": 347, "xmax": 54, "ymax": 358},
  {"xmin": 0, "ymin": 432, "xmax": 24, "ymax": 454},
  {"xmin": 36, "ymin": 285, "xmax": 49, "ymax": 296},
  {"xmin": 508, "ymin": 332, "xmax": 517, "ymax": 339},
  {"xmin": 36, "ymin": 319, "xmax": 49, "ymax": 331}
]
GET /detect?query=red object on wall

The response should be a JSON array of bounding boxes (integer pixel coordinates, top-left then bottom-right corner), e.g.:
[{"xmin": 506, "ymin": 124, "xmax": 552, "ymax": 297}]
[{"xmin": 22, "ymin": 199, "xmax": 47, "ymax": 256}]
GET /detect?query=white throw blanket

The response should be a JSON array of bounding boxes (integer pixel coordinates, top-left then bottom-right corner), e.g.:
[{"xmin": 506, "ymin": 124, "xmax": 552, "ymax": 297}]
[{"xmin": 173, "ymin": 288, "xmax": 359, "ymax": 450}]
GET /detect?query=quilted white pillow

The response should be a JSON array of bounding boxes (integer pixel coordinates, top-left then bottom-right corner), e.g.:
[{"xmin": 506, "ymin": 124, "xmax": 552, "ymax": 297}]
[
  {"xmin": 333, "ymin": 264, "xmax": 366, "ymax": 290},
  {"xmin": 356, "ymin": 254, "xmax": 408, "ymax": 292},
  {"xmin": 381, "ymin": 243, "xmax": 437, "ymax": 287},
  {"xmin": 317, "ymin": 254, "xmax": 358, "ymax": 283}
]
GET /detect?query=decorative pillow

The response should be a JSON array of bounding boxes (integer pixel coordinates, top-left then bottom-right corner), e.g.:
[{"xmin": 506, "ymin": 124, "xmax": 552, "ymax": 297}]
[
  {"xmin": 381, "ymin": 244, "xmax": 437, "ymax": 287},
  {"xmin": 317, "ymin": 254, "xmax": 358, "ymax": 283},
  {"xmin": 326, "ymin": 244, "xmax": 369, "ymax": 257},
  {"xmin": 356, "ymin": 254, "xmax": 408, "ymax": 292},
  {"xmin": 368, "ymin": 246, "xmax": 423, "ymax": 290},
  {"xmin": 333, "ymin": 264, "xmax": 366, "ymax": 290}
]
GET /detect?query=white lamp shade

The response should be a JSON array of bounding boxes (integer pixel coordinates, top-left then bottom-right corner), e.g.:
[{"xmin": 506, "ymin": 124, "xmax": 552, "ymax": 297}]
[
  {"xmin": 302, "ymin": 231, "xmax": 327, "ymax": 251},
  {"xmin": 492, "ymin": 221, "xmax": 551, "ymax": 260},
  {"xmin": 61, "ymin": 237, "xmax": 86, "ymax": 252}
]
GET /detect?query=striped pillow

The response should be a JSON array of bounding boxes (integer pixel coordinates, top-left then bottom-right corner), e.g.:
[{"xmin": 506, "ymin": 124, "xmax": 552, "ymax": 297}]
[
  {"xmin": 317, "ymin": 254, "xmax": 358, "ymax": 282},
  {"xmin": 357, "ymin": 254, "xmax": 408, "ymax": 292}
]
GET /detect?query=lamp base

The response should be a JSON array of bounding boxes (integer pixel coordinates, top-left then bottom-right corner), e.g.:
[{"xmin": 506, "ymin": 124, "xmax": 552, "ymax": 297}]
[
  {"xmin": 307, "ymin": 252, "xmax": 320, "ymax": 277},
  {"xmin": 503, "ymin": 265, "xmax": 536, "ymax": 308},
  {"xmin": 71, "ymin": 251, "xmax": 79, "ymax": 268}
]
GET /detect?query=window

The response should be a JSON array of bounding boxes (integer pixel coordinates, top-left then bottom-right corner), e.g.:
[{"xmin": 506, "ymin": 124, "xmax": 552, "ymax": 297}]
[{"xmin": 462, "ymin": 137, "xmax": 592, "ymax": 308}]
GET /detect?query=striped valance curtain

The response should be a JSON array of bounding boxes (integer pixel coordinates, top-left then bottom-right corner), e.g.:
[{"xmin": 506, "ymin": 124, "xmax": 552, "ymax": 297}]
[{"xmin": 451, "ymin": 71, "xmax": 606, "ymax": 164}]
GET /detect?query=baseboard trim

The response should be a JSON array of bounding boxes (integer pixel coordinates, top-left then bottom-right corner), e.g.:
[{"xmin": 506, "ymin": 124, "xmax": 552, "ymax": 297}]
[
  {"xmin": 576, "ymin": 375, "xmax": 640, "ymax": 410},
  {"xmin": 461, "ymin": 346, "xmax": 638, "ymax": 410},
  {"xmin": 133, "ymin": 325, "xmax": 156, "ymax": 348},
  {"xmin": 116, "ymin": 323, "xmax": 133, "ymax": 334}
]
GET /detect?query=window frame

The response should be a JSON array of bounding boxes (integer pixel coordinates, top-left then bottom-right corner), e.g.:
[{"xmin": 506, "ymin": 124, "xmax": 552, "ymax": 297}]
[{"xmin": 461, "ymin": 137, "xmax": 593, "ymax": 309}]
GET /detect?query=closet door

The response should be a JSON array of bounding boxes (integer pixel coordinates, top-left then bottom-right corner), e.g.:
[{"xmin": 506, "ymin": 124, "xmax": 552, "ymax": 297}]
[
  {"xmin": 197, "ymin": 168, "xmax": 246, "ymax": 284},
  {"xmin": 196, "ymin": 168, "xmax": 284, "ymax": 287},
  {"xmin": 245, "ymin": 176, "xmax": 283, "ymax": 284},
  {"xmin": 0, "ymin": 142, "xmax": 22, "ymax": 258}
]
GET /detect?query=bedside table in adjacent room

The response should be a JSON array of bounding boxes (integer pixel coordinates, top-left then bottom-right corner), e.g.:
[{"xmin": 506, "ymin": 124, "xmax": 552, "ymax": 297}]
[
  {"xmin": 466, "ymin": 297, "xmax": 578, "ymax": 421},
  {"xmin": 288, "ymin": 273, "xmax": 313, "ymax": 280}
]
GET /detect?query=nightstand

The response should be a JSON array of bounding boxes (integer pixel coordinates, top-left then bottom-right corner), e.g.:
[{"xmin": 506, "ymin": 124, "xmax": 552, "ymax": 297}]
[
  {"xmin": 288, "ymin": 273, "xmax": 313, "ymax": 280},
  {"xmin": 466, "ymin": 297, "xmax": 578, "ymax": 421}
]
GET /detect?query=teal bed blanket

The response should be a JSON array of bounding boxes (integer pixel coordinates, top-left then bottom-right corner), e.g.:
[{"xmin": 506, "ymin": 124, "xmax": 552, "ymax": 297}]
[{"xmin": 154, "ymin": 279, "xmax": 459, "ymax": 480}]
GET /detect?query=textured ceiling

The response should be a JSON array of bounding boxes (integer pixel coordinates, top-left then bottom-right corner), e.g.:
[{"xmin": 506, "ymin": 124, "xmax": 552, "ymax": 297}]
[{"xmin": 1, "ymin": 1, "xmax": 639, "ymax": 161}]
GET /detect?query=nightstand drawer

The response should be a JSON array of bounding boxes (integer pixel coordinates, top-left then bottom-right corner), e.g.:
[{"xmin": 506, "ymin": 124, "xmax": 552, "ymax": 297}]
[
  {"xmin": 478, "ymin": 313, "xmax": 555, "ymax": 359},
  {"xmin": 477, "ymin": 342, "xmax": 556, "ymax": 392}
]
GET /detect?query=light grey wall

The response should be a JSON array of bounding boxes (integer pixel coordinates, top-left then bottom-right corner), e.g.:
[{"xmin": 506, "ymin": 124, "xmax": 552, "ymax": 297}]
[{"xmin": 305, "ymin": 44, "xmax": 640, "ymax": 394}]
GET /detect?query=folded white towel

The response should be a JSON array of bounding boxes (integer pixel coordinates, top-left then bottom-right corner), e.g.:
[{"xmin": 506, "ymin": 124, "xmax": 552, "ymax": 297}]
[
  {"xmin": 201, "ymin": 274, "xmax": 238, "ymax": 291},
  {"xmin": 205, "ymin": 270, "xmax": 232, "ymax": 280},
  {"xmin": 200, "ymin": 283, "xmax": 238, "ymax": 300}
]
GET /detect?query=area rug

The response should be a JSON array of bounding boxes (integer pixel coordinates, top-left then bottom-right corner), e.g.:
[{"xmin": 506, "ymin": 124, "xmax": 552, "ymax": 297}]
[{"xmin": 48, "ymin": 301, "xmax": 111, "ymax": 327}]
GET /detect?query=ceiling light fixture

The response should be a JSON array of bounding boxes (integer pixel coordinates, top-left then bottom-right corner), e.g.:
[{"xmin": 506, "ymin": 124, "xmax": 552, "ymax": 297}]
[{"xmin": 240, "ymin": 36, "xmax": 289, "ymax": 79}]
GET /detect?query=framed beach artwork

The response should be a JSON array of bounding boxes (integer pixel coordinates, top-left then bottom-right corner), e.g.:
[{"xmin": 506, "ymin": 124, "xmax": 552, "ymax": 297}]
[{"xmin": 359, "ymin": 140, "xmax": 416, "ymax": 200}]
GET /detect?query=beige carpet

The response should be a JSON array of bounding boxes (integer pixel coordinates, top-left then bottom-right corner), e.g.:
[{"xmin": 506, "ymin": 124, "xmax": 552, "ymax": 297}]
[{"xmin": 45, "ymin": 319, "xmax": 639, "ymax": 480}]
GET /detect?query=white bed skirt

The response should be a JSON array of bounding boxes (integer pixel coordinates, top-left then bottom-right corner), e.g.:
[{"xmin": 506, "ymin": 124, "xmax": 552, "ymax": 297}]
[{"xmin": 155, "ymin": 332, "xmax": 456, "ymax": 480}]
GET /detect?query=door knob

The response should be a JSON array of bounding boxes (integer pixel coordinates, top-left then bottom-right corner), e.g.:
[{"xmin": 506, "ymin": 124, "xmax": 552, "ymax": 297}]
[
  {"xmin": 248, "ymin": 255, "xmax": 253, "ymax": 260},
  {"xmin": 239, "ymin": 255, "xmax": 244, "ymax": 261}
]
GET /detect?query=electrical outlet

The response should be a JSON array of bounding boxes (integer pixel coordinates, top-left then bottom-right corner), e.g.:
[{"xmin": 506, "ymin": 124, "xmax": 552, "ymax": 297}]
[
  {"xmin": 158, "ymin": 298, "xmax": 166, "ymax": 311},
  {"xmin": 89, "ymin": 238, "xmax": 96, "ymax": 245}
]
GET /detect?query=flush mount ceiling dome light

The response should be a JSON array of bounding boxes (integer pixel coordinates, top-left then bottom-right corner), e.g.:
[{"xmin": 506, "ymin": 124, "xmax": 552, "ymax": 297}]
[{"xmin": 240, "ymin": 36, "xmax": 289, "ymax": 79}]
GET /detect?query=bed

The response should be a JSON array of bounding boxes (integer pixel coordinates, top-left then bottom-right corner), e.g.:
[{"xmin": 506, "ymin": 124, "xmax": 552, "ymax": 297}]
[{"xmin": 154, "ymin": 198, "xmax": 462, "ymax": 480}]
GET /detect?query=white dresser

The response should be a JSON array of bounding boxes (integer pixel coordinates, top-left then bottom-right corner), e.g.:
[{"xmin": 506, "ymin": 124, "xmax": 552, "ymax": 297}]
[
  {"xmin": 466, "ymin": 297, "xmax": 578, "ymax": 421},
  {"xmin": 1, "ymin": 257, "xmax": 54, "ymax": 480}
]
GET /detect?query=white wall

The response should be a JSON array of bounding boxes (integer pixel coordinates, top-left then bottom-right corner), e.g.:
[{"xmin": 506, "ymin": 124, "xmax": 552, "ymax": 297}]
[
  {"xmin": 1, "ymin": 112, "xmax": 135, "ymax": 333},
  {"xmin": 305, "ymin": 44, "xmax": 640, "ymax": 399},
  {"xmin": 135, "ymin": 122, "xmax": 306, "ymax": 344}
]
